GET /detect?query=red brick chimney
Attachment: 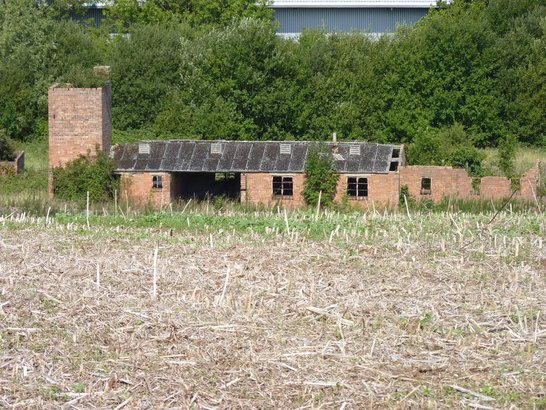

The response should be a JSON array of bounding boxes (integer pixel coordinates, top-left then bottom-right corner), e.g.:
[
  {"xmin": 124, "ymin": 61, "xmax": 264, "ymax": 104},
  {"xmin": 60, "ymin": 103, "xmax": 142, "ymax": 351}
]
[{"xmin": 48, "ymin": 70, "xmax": 112, "ymax": 198}]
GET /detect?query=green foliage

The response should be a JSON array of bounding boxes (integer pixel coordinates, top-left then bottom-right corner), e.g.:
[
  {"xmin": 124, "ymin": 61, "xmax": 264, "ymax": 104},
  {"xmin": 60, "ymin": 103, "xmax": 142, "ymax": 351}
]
[
  {"xmin": 52, "ymin": 152, "xmax": 118, "ymax": 202},
  {"xmin": 105, "ymin": 0, "xmax": 273, "ymax": 31},
  {"xmin": 407, "ymin": 124, "xmax": 485, "ymax": 172},
  {"xmin": 0, "ymin": 132, "xmax": 16, "ymax": 161},
  {"xmin": 498, "ymin": 134, "xmax": 518, "ymax": 178},
  {"xmin": 0, "ymin": 0, "xmax": 545, "ymax": 150},
  {"xmin": 450, "ymin": 146, "xmax": 485, "ymax": 177},
  {"xmin": 303, "ymin": 143, "xmax": 338, "ymax": 207}
]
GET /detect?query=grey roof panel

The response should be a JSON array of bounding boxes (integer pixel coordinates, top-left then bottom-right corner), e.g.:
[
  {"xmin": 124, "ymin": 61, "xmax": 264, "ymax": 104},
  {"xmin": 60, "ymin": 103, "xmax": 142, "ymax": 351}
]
[
  {"xmin": 274, "ymin": 146, "xmax": 292, "ymax": 171},
  {"xmin": 359, "ymin": 143, "xmax": 377, "ymax": 172},
  {"xmin": 113, "ymin": 140, "xmax": 401, "ymax": 174},
  {"xmin": 260, "ymin": 143, "xmax": 278, "ymax": 172},
  {"xmin": 288, "ymin": 143, "xmax": 307, "ymax": 172},
  {"xmin": 134, "ymin": 157, "xmax": 149, "ymax": 171},
  {"xmin": 232, "ymin": 143, "xmax": 252, "ymax": 170},
  {"xmin": 374, "ymin": 144, "xmax": 392, "ymax": 172},
  {"xmin": 217, "ymin": 143, "xmax": 237, "ymax": 171},
  {"xmin": 246, "ymin": 142, "xmax": 266, "ymax": 171},
  {"xmin": 203, "ymin": 156, "xmax": 220, "ymax": 172},
  {"xmin": 160, "ymin": 142, "xmax": 181, "ymax": 170},
  {"xmin": 189, "ymin": 143, "xmax": 208, "ymax": 171}
]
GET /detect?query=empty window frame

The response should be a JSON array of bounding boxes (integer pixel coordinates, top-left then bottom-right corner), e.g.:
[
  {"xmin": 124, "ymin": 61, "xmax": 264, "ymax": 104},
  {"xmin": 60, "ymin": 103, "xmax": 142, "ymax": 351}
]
[
  {"xmin": 152, "ymin": 175, "xmax": 163, "ymax": 189},
  {"xmin": 347, "ymin": 177, "xmax": 368, "ymax": 198},
  {"xmin": 272, "ymin": 176, "xmax": 293, "ymax": 197},
  {"xmin": 420, "ymin": 177, "xmax": 431, "ymax": 195}
]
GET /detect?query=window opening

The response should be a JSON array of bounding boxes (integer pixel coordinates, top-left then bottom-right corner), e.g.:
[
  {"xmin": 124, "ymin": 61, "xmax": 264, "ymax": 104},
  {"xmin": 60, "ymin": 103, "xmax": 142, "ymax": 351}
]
[
  {"xmin": 347, "ymin": 177, "xmax": 368, "ymax": 198},
  {"xmin": 389, "ymin": 161, "xmax": 399, "ymax": 172},
  {"xmin": 420, "ymin": 177, "xmax": 431, "ymax": 195},
  {"xmin": 392, "ymin": 148, "xmax": 400, "ymax": 159},
  {"xmin": 152, "ymin": 175, "xmax": 163, "ymax": 189},
  {"xmin": 273, "ymin": 176, "xmax": 293, "ymax": 197}
]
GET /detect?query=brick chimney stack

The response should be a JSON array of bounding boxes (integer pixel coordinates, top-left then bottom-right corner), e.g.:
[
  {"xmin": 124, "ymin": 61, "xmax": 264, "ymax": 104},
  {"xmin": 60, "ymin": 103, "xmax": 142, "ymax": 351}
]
[{"xmin": 48, "ymin": 67, "xmax": 112, "ymax": 197}]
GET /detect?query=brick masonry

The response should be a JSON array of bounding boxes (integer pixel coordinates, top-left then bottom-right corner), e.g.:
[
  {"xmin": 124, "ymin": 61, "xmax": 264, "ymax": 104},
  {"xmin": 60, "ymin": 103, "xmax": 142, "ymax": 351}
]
[
  {"xmin": 400, "ymin": 162, "xmax": 542, "ymax": 203},
  {"xmin": 117, "ymin": 162, "xmax": 542, "ymax": 209},
  {"xmin": 0, "ymin": 151, "xmax": 24, "ymax": 175},
  {"xmin": 241, "ymin": 173, "xmax": 306, "ymax": 208},
  {"xmin": 48, "ymin": 85, "xmax": 112, "ymax": 196},
  {"xmin": 120, "ymin": 172, "xmax": 171, "ymax": 209}
]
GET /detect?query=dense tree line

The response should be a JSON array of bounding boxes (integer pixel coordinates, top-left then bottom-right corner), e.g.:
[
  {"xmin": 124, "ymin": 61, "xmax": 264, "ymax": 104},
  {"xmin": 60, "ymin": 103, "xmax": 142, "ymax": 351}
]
[{"xmin": 0, "ymin": 0, "xmax": 544, "ymax": 165}]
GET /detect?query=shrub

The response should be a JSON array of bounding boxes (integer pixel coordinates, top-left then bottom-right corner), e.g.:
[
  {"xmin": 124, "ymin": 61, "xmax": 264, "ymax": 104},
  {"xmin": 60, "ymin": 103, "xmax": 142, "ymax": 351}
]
[
  {"xmin": 303, "ymin": 143, "xmax": 338, "ymax": 207},
  {"xmin": 52, "ymin": 151, "xmax": 118, "ymax": 202},
  {"xmin": 450, "ymin": 146, "xmax": 485, "ymax": 176},
  {"xmin": 498, "ymin": 134, "xmax": 518, "ymax": 178},
  {"xmin": 0, "ymin": 132, "xmax": 16, "ymax": 161}
]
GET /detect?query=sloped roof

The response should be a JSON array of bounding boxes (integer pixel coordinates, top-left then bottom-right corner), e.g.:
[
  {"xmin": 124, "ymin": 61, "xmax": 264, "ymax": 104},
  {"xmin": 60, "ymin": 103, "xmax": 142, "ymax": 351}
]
[{"xmin": 113, "ymin": 140, "xmax": 400, "ymax": 174}]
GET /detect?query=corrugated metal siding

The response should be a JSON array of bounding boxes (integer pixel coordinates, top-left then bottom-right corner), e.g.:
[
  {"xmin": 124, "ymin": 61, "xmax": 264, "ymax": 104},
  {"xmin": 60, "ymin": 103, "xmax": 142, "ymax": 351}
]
[
  {"xmin": 71, "ymin": 7, "xmax": 105, "ymax": 27},
  {"xmin": 274, "ymin": 7, "xmax": 428, "ymax": 34}
]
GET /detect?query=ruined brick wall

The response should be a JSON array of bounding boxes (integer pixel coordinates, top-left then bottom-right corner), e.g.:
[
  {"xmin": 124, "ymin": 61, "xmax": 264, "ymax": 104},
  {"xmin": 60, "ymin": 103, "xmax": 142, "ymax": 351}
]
[
  {"xmin": 398, "ymin": 163, "xmax": 542, "ymax": 203},
  {"xmin": 479, "ymin": 177, "xmax": 511, "ymax": 199},
  {"xmin": 48, "ymin": 85, "xmax": 112, "ymax": 196},
  {"xmin": 519, "ymin": 161, "xmax": 541, "ymax": 201},
  {"xmin": 399, "ymin": 166, "xmax": 474, "ymax": 202},
  {"xmin": 241, "ymin": 173, "xmax": 306, "ymax": 208},
  {"xmin": 335, "ymin": 173, "xmax": 400, "ymax": 208},
  {"xmin": 120, "ymin": 172, "xmax": 171, "ymax": 208},
  {"xmin": 0, "ymin": 151, "xmax": 24, "ymax": 175}
]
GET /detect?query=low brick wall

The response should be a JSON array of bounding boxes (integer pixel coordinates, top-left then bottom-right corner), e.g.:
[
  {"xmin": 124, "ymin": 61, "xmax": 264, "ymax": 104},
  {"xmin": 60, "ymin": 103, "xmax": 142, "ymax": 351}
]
[
  {"xmin": 120, "ymin": 172, "xmax": 171, "ymax": 209},
  {"xmin": 0, "ymin": 151, "xmax": 24, "ymax": 175},
  {"xmin": 399, "ymin": 162, "xmax": 542, "ymax": 203},
  {"xmin": 400, "ymin": 166, "xmax": 474, "ymax": 202}
]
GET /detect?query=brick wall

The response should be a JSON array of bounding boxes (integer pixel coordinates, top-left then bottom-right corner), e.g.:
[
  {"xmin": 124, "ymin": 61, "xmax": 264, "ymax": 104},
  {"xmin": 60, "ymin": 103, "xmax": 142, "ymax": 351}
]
[
  {"xmin": 0, "ymin": 151, "xmax": 24, "ymax": 175},
  {"xmin": 398, "ymin": 163, "xmax": 542, "ymax": 203},
  {"xmin": 400, "ymin": 166, "xmax": 474, "ymax": 202},
  {"xmin": 48, "ymin": 85, "xmax": 112, "ymax": 196},
  {"xmin": 241, "ymin": 173, "xmax": 306, "ymax": 208},
  {"xmin": 479, "ymin": 177, "xmax": 511, "ymax": 199},
  {"xmin": 335, "ymin": 173, "xmax": 400, "ymax": 208},
  {"xmin": 519, "ymin": 161, "xmax": 541, "ymax": 201},
  {"xmin": 120, "ymin": 172, "xmax": 171, "ymax": 208}
]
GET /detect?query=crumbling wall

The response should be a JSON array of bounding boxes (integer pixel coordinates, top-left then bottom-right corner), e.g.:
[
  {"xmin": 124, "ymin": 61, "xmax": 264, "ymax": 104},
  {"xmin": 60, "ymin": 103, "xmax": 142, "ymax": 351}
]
[
  {"xmin": 399, "ymin": 162, "xmax": 542, "ymax": 203},
  {"xmin": 0, "ymin": 151, "xmax": 24, "ymax": 175}
]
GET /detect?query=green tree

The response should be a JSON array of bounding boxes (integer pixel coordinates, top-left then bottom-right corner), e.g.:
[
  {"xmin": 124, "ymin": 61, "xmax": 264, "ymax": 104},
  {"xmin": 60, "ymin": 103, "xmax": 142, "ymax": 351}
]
[
  {"xmin": 497, "ymin": 134, "xmax": 518, "ymax": 179},
  {"xmin": 0, "ymin": 132, "xmax": 17, "ymax": 161},
  {"xmin": 303, "ymin": 143, "xmax": 339, "ymax": 207}
]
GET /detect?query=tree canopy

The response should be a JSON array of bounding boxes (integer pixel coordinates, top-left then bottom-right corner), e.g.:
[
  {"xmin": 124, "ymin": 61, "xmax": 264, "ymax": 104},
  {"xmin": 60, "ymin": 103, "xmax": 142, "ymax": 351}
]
[{"xmin": 0, "ymin": 0, "xmax": 544, "ymax": 165}]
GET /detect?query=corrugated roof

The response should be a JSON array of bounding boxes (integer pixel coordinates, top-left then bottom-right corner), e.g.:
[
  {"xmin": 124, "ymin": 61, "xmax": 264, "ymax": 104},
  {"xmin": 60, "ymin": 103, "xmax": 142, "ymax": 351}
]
[
  {"xmin": 271, "ymin": 0, "xmax": 439, "ymax": 8},
  {"xmin": 113, "ymin": 140, "xmax": 400, "ymax": 174}
]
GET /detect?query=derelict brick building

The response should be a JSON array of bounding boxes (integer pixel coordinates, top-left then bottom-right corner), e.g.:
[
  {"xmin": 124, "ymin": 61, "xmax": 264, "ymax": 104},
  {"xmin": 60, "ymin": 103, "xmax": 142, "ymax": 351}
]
[
  {"xmin": 48, "ymin": 84, "xmax": 541, "ymax": 208},
  {"xmin": 113, "ymin": 140, "xmax": 403, "ymax": 208}
]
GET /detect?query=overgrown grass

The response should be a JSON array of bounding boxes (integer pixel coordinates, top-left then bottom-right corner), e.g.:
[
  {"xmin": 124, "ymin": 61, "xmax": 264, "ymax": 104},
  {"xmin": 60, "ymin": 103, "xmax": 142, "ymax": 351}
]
[{"xmin": 482, "ymin": 146, "xmax": 546, "ymax": 176}]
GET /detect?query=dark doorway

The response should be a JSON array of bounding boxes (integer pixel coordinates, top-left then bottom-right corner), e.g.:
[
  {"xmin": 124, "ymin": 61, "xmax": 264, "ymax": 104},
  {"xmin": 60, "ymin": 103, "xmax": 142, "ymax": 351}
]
[{"xmin": 171, "ymin": 172, "xmax": 241, "ymax": 201}]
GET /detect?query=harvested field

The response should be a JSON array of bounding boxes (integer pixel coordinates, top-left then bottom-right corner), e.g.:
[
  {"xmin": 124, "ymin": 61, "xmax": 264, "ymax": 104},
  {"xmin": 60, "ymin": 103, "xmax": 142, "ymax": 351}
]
[{"xmin": 0, "ymin": 210, "xmax": 545, "ymax": 409}]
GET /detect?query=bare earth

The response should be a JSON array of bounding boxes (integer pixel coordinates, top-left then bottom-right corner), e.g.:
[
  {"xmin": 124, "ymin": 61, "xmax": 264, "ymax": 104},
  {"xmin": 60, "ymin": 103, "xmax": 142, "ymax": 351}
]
[{"xmin": 0, "ymin": 212, "xmax": 545, "ymax": 409}]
